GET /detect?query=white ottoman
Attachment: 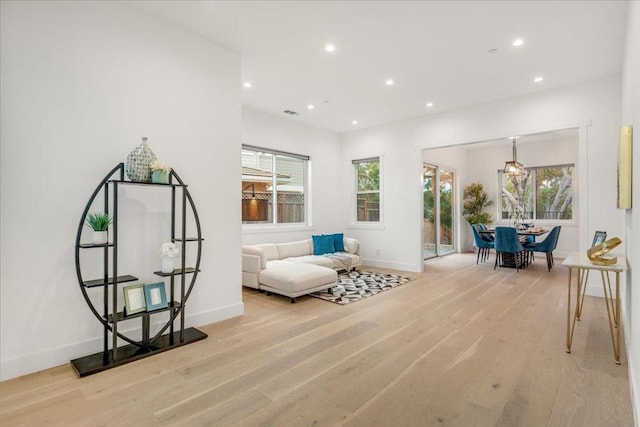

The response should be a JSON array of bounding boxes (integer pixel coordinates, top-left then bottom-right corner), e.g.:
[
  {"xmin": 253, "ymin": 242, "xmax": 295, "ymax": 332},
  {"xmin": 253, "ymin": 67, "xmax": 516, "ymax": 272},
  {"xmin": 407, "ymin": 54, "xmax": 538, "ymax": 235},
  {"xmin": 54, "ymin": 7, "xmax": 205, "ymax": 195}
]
[{"xmin": 259, "ymin": 263, "xmax": 338, "ymax": 303}]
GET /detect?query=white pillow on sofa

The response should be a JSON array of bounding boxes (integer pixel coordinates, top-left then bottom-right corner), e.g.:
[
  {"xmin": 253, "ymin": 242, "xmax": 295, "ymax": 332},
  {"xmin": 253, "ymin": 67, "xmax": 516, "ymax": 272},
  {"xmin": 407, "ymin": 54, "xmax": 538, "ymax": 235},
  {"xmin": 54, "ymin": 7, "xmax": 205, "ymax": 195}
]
[{"xmin": 344, "ymin": 237, "xmax": 359, "ymax": 254}]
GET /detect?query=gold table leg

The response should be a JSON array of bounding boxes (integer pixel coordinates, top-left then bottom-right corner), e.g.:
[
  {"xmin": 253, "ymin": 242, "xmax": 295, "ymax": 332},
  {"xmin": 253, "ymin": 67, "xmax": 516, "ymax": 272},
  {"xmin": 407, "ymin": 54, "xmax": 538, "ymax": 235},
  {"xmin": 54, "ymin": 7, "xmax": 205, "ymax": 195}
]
[
  {"xmin": 577, "ymin": 269, "xmax": 589, "ymax": 320},
  {"xmin": 567, "ymin": 267, "xmax": 589, "ymax": 354},
  {"xmin": 601, "ymin": 270, "xmax": 622, "ymax": 364}
]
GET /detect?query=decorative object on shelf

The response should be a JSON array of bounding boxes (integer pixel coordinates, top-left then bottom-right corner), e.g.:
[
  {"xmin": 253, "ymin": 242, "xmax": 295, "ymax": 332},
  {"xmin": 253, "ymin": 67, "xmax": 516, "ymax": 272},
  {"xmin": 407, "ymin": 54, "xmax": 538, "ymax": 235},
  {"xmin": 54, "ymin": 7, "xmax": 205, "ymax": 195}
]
[
  {"xmin": 150, "ymin": 160, "xmax": 171, "ymax": 184},
  {"xmin": 462, "ymin": 182, "xmax": 494, "ymax": 225},
  {"xmin": 144, "ymin": 282, "xmax": 168, "ymax": 311},
  {"xmin": 85, "ymin": 212, "xmax": 112, "ymax": 244},
  {"xmin": 617, "ymin": 125, "xmax": 632, "ymax": 209},
  {"xmin": 587, "ymin": 237, "xmax": 621, "ymax": 266},
  {"xmin": 125, "ymin": 136, "xmax": 158, "ymax": 183},
  {"xmin": 504, "ymin": 137, "xmax": 525, "ymax": 176},
  {"xmin": 160, "ymin": 242, "xmax": 180, "ymax": 273},
  {"xmin": 123, "ymin": 283, "xmax": 146, "ymax": 315}
]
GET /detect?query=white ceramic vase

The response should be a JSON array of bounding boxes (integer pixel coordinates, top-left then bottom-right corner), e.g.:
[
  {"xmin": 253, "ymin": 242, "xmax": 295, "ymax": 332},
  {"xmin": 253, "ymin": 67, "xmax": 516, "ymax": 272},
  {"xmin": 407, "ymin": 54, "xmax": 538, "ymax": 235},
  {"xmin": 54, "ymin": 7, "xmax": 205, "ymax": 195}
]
[
  {"xmin": 161, "ymin": 256, "xmax": 175, "ymax": 274},
  {"xmin": 92, "ymin": 230, "xmax": 108, "ymax": 245}
]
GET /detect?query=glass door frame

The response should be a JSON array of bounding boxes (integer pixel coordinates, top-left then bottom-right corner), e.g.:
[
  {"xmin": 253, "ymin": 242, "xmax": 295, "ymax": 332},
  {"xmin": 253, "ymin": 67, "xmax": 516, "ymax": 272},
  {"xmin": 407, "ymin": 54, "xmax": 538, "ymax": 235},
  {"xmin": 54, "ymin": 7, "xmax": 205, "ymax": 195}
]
[{"xmin": 423, "ymin": 162, "xmax": 456, "ymax": 260}]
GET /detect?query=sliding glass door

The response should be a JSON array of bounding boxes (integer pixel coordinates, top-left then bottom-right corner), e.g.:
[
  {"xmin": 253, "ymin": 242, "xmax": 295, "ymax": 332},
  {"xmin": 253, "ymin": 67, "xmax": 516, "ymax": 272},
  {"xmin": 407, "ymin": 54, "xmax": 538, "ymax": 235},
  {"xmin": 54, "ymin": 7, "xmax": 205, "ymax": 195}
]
[{"xmin": 423, "ymin": 164, "xmax": 455, "ymax": 259}]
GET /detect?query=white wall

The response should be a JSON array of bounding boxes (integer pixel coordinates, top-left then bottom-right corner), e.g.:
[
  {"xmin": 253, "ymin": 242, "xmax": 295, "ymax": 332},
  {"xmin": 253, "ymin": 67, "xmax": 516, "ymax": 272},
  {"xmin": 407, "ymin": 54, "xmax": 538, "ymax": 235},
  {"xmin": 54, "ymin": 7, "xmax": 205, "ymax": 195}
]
[
  {"xmin": 341, "ymin": 76, "xmax": 623, "ymax": 278},
  {"xmin": 241, "ymin": 107, "xmax": 343, "ymax": 244},
  {"xmin": 424, "ymin": 134, "xmax": 579, "ymax": 255},
  {"xmin": 621, "ymin": 1, "xmax": 640, "ymax": 424},
  {"xmin": 0, "ymin": 1, "xmax": 242, "ymax": 380}
]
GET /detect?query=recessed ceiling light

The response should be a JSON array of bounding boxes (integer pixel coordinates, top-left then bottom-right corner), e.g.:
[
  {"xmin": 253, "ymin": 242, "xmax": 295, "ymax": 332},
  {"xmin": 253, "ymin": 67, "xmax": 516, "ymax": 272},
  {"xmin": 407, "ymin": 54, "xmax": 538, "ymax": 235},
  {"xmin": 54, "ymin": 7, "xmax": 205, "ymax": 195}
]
[
  {"xmin": 307, "ymin": 104, "xmax": 315, "ymax": 110},
  {"xmin": 352, "ymin": 120, "xmax": 358, "ymax": 125},
  {"xmin": 325, "ymin": 43, "xmax": 335, "ymax": 52},
  {"xmin": 243, "ymin": 82, "xmax": 252, "ymax": 88},
  {"xmin": 512, "ymin": 38, "xmax": 524, "ymax": 47},
  {"xmin": 507, "ymin": 136, "xmax": 520, "ymax": 139},
  {"xmin": 533, "ymin": 76, "xmax": 544, "ymax": 83},
  {"xmin": 385, "ymin": 79, "xmax": 394, "ymax": 86},
  {"xmin": 426, "ymin": 102, "xmax": 434, "ymax": 108}
]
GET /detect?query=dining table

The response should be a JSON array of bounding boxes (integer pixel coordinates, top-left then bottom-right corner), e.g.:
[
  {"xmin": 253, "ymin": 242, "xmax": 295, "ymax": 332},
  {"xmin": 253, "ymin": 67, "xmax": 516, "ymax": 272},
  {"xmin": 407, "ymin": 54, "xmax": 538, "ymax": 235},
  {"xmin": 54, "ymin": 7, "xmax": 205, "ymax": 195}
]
[{"xmin": 479, "ymin": 226, "xmax": 549, "ymax": 243}]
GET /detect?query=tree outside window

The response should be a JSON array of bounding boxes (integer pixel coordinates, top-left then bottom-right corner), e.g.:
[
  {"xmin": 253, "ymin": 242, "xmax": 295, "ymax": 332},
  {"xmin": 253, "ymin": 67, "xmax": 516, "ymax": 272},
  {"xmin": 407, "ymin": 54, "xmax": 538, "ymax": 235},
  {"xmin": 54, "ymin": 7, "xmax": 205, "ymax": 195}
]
[
  {"xmin": 354, "ymin": 158, "xmax": 380, "ymax": 222},
  {"xmin": 500, "ymin": 164, "xmax": 573, "ymax": 221}
]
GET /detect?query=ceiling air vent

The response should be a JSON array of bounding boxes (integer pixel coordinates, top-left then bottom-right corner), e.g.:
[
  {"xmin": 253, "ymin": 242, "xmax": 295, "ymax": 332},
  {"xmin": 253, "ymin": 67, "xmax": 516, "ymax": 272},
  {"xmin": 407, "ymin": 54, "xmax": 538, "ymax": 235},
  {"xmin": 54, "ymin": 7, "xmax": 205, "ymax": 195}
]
[{"xmin": 283, "ymin": 110, "xmax": 300, "ymax": 116}]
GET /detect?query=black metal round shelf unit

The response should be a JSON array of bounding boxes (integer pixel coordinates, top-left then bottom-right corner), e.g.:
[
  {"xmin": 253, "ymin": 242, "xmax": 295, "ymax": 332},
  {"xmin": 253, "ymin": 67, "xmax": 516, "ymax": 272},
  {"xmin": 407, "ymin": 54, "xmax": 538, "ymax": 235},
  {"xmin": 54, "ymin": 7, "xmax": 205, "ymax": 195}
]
[{"xmin": 71, "ymin": 163, "xmax": 207, "ymax": 377}]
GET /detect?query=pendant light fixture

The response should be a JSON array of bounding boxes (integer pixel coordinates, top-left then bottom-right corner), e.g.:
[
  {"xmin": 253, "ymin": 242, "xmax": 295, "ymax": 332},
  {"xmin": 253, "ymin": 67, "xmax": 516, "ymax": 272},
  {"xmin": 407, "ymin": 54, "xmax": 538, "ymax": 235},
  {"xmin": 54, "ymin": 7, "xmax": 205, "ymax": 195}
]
[{"xmin": 504, "ymin": 138, "xmax": 524, "ymax": 176}]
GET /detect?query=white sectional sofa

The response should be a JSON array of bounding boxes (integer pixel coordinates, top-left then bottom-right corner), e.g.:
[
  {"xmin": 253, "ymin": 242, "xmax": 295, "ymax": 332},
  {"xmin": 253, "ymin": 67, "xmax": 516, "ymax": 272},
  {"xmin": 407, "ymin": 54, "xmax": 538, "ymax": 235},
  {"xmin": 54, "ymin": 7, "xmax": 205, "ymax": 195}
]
[{"xmin": 241, "ymin": 237, "xmax": 361, "ymax": 302}]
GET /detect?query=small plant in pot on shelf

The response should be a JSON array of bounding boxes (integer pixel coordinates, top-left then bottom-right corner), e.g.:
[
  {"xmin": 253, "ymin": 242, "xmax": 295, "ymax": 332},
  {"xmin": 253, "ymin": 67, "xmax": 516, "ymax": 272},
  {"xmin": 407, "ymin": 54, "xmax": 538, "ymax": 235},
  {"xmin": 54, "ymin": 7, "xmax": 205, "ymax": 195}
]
[
  {"xmin": 150, "ymin": 160, "xmax": 171, "ymax": 184},
  {"xmin": 160, "ymin": 242, "xmax": 180, "ymax": 273},
  {"xmin": 85, "ymin": 213, "xmax": 112, "ymax": 244}
]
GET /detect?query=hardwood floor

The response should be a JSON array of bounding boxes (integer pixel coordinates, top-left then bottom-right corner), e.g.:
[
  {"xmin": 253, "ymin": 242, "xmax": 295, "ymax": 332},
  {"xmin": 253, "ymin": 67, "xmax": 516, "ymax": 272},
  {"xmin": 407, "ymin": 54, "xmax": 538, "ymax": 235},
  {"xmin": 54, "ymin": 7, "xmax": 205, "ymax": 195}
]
[{"xmin": 0, "ymin": 253, "xmax": 634, "ymax": 426}]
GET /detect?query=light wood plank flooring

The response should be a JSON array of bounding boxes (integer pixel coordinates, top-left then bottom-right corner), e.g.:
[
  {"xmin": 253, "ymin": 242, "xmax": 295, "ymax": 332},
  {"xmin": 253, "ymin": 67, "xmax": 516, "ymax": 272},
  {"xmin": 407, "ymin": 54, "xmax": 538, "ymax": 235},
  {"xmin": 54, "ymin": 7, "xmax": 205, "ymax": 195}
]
[{"xmin": 0, "ymin": 253, "xmax": 634, "ymax": 426}]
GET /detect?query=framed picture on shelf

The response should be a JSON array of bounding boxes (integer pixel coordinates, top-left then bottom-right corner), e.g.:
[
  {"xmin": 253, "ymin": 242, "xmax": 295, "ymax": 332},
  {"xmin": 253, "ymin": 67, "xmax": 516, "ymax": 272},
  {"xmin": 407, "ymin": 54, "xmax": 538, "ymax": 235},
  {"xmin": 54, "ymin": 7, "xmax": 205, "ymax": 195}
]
[
  {"xmin": 592, "ymin": 231, "xmax": 607, "ymax": 247},
  {"xmin": 144, "ymin": 282, "xmax": 168, "ymax": 311},
  {"xmin": 123, "ymin": 284, "xmax": 146, "ymax": 315}
]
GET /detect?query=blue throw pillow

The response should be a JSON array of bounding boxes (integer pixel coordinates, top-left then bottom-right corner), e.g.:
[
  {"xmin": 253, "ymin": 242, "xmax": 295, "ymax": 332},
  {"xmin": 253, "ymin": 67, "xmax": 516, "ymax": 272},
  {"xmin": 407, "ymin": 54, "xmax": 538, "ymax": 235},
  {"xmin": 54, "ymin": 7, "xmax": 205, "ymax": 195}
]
[
  {"xmin": 331, "ymin": 233, "xmax": 345, "ymax": 252},
  {"xmin": 312, "ymin": 235, "xmax": 335, "ymax": 255}
]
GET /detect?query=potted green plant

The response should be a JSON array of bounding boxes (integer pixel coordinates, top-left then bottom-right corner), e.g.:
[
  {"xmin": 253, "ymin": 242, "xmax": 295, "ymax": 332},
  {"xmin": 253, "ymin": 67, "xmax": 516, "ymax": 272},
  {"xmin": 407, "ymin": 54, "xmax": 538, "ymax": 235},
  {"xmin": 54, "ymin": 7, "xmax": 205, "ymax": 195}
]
[
  {"xmin": 150, "ymin": 160, "xmax": 171, "ymax": 184},
  {"xmin": 85, "ymin": 212, "xmax": 112, "ymax": 244},
  {"xmin": 462, "ymin": 182, "xmax": 494, "ymax": 225}
]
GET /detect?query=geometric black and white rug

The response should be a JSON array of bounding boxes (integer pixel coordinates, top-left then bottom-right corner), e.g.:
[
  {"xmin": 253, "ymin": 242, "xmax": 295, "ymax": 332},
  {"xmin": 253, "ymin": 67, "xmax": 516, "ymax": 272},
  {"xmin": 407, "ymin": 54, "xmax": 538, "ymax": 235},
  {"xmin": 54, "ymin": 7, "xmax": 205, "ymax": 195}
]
[{"xmin": 309, "ymin": 270, "xmax": 412, "ymax": 305}]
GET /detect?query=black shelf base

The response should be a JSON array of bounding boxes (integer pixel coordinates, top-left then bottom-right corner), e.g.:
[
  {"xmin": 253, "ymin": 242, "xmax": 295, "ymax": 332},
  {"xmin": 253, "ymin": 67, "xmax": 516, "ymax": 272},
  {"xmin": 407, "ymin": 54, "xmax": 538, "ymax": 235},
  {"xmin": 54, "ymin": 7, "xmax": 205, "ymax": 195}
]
[{"xmin": 70, "ymin": 327, "xmax": 207, "ymax": 377}]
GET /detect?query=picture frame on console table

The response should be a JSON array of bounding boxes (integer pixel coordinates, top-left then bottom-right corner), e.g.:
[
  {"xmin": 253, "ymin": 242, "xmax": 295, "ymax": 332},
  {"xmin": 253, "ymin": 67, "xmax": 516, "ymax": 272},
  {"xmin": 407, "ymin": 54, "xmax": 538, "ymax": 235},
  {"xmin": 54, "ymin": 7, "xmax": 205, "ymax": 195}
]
[
  {"xmin": 592, "ymin": 231, "xmax": 607, "ymax": 248},
  {"xmin": 123, "ymin": 283, "xmax": 146, "ymax": 315}
]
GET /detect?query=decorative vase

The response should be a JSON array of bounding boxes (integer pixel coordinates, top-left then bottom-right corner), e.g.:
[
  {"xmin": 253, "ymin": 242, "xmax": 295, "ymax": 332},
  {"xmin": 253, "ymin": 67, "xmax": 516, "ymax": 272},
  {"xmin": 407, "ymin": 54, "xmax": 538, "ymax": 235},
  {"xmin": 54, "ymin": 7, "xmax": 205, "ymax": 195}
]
[
  {"xmin": 93, "ymin": 230, "xmax": 108, "ymax": 244},
  {"xmin": 161, "ymin": 256, "xmax": 175, "ymax": 274},
  {"xmin": 125, "ymin": 136, "xmax": 157, "ymax": 183},
  {"xmin": 151, "ymin": 170, "xmax": 169, "ymax": 184}
]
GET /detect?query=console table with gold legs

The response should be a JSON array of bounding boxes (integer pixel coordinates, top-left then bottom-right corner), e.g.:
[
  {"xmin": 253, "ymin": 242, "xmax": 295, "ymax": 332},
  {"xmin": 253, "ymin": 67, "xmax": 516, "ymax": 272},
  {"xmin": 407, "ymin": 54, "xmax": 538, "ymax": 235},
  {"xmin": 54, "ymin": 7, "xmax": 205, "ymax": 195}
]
[{"xmin": 562, "ymin": 253, "xmax": 627, "ymax": 364}]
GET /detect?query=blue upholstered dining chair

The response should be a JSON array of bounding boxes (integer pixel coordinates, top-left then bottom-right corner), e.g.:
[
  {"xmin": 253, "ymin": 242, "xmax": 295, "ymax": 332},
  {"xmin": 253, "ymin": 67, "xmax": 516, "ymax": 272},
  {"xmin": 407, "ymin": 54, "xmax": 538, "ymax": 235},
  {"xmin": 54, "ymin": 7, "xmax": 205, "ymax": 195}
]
[
  {"xmin": 494, "ymin": 226, "xmax": 527, "ymax": 272},
  {"xmin": 524, "ymin": 226, "xmax": 561, "ymax": 271},
  {"xmin": 477, "ymin": 223, "xmax": 494, "ymax": 241},
  {"xmin": 471, "ymin": 224, "xmax": 494, "ymax": 264}
]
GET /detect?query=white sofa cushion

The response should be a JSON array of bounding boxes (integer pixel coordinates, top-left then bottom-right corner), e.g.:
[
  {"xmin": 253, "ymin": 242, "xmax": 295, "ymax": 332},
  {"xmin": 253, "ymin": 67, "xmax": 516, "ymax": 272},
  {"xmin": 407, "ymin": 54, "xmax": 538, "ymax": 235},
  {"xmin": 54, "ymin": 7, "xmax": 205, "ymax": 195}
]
[
  {"xmin": 242, "ymin": 245, "xmax": 266, "ymax": 270},
  {"xmin": 282, "ymin": 255, "xmax": 334, "ymax": 269},
  {"xmin": 344, "ymin": 237, "xmax": 359, "ymax": 254},
  {"xmin": 276, "ymin": 240, "xmax": 312, "ymax": 259},
  {"xmin": 256, "ymin": 243, "xmax": 279, "ymax": 261},
  {"xmin": 260, "ymin": 262, "xmax": 337, "ymax": 293}
]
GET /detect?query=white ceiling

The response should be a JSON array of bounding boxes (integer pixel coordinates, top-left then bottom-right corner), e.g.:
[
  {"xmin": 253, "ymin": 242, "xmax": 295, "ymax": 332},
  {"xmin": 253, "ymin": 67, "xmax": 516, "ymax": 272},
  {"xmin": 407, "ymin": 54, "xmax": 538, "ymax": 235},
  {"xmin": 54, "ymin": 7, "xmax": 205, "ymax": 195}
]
[{"xmin": 125, "ymin": 1, "xmax": 628, "ymax": 134}]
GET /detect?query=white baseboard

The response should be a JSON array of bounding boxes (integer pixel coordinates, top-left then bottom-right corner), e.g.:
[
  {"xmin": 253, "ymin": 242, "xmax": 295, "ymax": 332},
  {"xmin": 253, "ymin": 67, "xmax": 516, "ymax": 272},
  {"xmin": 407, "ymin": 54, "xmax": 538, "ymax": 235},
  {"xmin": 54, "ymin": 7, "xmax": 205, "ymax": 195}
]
[
  {"xmin": 361, "ymin": 258, "xmax": 421, "ymax": 273},
  {"xmin": 622, "ymin": 303, "xmax": 639, "ymax": 427},
  {"xmin": 0, "ymin": 302, "xmax": 244, "ymax": 381},
  {"xmin": 628, "ymin": 342, "xmax": 639, "ymax": 427}
]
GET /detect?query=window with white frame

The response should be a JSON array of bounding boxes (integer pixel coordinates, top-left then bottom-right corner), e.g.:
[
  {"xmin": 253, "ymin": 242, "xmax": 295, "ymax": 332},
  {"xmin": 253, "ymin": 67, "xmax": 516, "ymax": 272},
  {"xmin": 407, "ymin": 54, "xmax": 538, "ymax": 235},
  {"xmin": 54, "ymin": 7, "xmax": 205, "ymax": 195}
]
[
  {"xmin": 499, "ymin": 164, "xmax": 574, "ymax": 221},
  {"xmin": 353, "ymin": 157, "xmax": 381, "ymax": 222},
  {"xmin": 241, "ymin": 145, "xmax": 309, "ymax": 225}
]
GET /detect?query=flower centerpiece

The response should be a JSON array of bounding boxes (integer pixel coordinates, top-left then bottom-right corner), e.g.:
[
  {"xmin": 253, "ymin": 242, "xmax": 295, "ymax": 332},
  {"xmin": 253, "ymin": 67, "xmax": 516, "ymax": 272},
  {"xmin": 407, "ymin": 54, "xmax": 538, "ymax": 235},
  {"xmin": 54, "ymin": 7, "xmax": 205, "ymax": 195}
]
[
  {"xmin": 150, "ymin": 160, "xmax": 171, "ymax": 184},
  {"xmin": 160, "ymin": 242, "xmax": 180, "ymax": 273},
  {"xmin": 85, "ymin": 212, "xmax": 112, "ymax": 244}
]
